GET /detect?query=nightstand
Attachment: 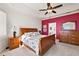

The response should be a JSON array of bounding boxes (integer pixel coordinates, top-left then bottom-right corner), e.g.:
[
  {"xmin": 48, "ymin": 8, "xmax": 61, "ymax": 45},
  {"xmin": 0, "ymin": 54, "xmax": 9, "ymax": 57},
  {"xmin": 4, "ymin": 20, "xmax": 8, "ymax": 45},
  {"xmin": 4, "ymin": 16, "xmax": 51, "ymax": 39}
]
[{"xmin": 8, "ymin": 37, "xmax": 20, "ymax": 49}]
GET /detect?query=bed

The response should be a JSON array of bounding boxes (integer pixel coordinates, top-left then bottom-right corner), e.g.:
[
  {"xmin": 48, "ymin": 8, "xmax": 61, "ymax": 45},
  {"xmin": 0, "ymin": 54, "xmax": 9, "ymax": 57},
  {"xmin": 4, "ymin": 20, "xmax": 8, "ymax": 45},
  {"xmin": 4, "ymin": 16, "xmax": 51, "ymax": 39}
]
[{"xmin": 19, "ymin": 28, "xmax": 55, "ymax": 56}]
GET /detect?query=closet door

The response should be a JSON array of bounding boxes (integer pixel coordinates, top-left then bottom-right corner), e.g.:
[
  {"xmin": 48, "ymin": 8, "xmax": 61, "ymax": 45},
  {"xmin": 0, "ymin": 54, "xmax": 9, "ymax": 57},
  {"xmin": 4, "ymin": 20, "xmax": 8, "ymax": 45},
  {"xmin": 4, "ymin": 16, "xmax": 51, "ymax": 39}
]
[{"xmin": 0, "ymin": 10, "xmax": 7, "ymax": 52}]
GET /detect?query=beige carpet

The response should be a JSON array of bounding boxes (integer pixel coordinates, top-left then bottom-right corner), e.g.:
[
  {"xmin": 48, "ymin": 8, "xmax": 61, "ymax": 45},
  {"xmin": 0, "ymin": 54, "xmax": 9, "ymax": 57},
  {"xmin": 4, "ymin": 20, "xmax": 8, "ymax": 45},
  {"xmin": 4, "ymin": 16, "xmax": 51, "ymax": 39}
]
[
  {"xmin": 0, "ymin": 45, "xmax": 36, "ymax": 56},
  {"xmin": 0, "ymin": 42, "xmax": 79, "ymax": 56}
]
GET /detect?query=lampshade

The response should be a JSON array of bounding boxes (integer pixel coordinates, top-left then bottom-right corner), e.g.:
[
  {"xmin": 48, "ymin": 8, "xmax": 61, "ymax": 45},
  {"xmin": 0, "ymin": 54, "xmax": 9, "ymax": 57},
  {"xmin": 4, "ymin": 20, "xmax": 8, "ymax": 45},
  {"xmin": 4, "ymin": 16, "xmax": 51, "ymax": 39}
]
[{"xmin": 13, "ymin": 26, "xmax": 16, "ymax": 31}]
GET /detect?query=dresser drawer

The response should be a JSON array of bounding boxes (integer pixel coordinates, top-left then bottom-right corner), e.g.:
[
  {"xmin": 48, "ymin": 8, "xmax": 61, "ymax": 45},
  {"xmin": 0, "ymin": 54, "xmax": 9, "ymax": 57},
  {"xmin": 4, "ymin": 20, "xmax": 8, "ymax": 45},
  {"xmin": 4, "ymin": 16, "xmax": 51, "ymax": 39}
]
[
  {"xmin": 9, "ymin": 45, "xmax": 15, "ymax": 49},
  {"xmin": 9, "ymin": 40, "xmax": 14, "ymax": 44},
  {"xmin": 9, "ymin": 37, "xmax": 19, "ymax": 49},
  {"xmin": 60, "ymin": 30, "xmax": 79, "ymax": 46},
  {"xmin": 9, "ymin": 43, "xmax": 19, "ymax": 49},
  {"xmin": 14, "ymin": 39, "xmax": 19, "ymax": 43},
  {"xmin": 71, "ymin": 40, "xmax": 79, "ymax": 45},
  {"xmin": 70, "ymin": 35, "xmax": 79, "ymax": 38}
]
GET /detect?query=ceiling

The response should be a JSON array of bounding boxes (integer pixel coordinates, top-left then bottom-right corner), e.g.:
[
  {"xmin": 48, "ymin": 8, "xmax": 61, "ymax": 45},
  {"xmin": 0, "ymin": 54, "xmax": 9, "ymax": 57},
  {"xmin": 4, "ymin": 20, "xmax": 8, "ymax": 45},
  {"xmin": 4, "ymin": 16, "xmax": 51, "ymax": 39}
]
[{"xmin": 1, "ymin": 3, "xmax": 79, "ymax": 20}]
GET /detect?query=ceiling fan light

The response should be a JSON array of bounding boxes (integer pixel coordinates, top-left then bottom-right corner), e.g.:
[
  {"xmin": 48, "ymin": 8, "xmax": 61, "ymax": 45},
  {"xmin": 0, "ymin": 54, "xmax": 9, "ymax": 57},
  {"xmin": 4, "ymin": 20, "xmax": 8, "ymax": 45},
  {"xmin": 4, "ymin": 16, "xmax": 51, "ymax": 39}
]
[{"xmin": 47, "ymin": 10, "xmax": 52, "ymax": 12}]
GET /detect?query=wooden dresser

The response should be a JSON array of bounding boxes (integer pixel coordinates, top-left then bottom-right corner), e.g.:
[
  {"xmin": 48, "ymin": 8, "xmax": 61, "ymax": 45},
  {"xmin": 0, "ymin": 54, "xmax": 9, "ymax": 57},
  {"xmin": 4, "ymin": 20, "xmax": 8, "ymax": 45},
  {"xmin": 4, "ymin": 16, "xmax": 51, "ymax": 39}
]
[
  {"xmin": 8, "ymin": 37, "xmax": 20, "ymax": 49},
  {"xmin": 60, "ymin": 30, "xmax": 79, "ymax": 45}
]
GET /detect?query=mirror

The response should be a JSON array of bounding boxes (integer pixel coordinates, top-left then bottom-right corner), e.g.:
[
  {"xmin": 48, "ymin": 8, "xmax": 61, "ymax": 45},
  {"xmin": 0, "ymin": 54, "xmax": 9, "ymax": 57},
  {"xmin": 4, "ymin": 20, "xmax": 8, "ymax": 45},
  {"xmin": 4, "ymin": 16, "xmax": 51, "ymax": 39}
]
[
  {"xmin": 62, "ymin": 21, "xmax": 76, "ymax": 30},
  {"xmin": 43, "ymin": 25, "xmax": 47, "ymax": 32}
]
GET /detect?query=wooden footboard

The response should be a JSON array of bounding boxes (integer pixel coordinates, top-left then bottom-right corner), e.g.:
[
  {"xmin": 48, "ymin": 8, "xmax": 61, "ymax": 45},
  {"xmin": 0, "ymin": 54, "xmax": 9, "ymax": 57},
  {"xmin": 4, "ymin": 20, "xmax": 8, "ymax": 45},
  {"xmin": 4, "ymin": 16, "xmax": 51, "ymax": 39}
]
[
  {"xmin": 20, "ymin": 34, "xmax": 55, "ymax": 56},
  {"xmin": 39, "ymin": 34, "xmax": 55, "ymax": 56},
  {"xmin": 20, "ymin": 28, "xmax": 55, "ymax": 56}
]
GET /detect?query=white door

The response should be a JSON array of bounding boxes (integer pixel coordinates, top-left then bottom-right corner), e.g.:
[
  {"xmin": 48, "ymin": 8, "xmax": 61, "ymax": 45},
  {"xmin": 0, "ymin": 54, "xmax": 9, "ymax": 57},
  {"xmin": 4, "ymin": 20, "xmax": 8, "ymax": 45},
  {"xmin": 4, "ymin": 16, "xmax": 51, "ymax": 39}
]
[
  {"xmin": 49, "ymin": 22, "xmax": 56, "ymax": 35},
  {"xmin": 0, "ymin": 10, "xmax": 7, "ymax": 52}
]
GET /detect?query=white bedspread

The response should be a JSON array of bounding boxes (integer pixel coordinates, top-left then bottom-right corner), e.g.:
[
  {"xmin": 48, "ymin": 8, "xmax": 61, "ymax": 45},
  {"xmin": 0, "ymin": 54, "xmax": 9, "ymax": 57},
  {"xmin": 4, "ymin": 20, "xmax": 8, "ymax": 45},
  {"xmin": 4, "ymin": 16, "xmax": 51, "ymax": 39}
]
[{"xmin": 20, "ymin": 32, "xmax": 46, "ymax": 55}]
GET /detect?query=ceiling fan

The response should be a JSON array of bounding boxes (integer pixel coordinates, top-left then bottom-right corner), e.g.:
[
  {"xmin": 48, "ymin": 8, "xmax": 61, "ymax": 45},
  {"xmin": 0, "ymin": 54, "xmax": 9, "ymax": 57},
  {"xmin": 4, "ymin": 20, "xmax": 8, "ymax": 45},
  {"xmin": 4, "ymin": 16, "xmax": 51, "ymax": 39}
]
[{"xmin": 39, "ymin": 3, "xmax": 63, "ymax": 15}]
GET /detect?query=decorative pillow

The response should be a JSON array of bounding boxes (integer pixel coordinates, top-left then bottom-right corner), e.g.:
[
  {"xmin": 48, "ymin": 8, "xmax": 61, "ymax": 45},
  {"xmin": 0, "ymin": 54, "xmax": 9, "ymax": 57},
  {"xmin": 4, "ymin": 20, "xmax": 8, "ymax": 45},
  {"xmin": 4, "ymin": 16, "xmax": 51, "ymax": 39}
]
[
  {"xmin": 24, "ymin": 33, "xmax": 30, "ymax": 37},
  {"xmin": 33, "ymin": 32, "xmax": 40, "ymax": 36},
  {"xmin": 24, "ymin": 32, "xmax": 40, "ymax": 38}
]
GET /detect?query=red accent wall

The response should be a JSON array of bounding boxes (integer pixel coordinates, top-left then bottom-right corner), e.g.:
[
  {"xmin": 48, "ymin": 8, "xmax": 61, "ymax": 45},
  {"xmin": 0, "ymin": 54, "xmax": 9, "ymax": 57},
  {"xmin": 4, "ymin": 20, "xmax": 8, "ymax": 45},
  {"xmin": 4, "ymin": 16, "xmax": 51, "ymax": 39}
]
[{"xmin": 42, "ymin": 13, "xmax": 79, "ymax": 39}]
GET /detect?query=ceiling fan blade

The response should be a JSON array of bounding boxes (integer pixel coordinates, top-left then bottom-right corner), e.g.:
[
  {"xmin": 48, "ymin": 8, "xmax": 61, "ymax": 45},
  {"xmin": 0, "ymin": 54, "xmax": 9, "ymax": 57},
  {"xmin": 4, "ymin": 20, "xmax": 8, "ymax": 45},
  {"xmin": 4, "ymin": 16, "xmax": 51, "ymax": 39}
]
[
  {"xmin": 53, "ymin": 4, "xmax": 63, "ymax": 9},
  {"xmin": 45, "ymin": 12, "xmax": 48, "ymax": 15},
  {"xmin": 52, "ymin": 10, "xmax": 56, "ymax": 13},
  {"xmin": 47, "ymin": 3, "xmax": 53, "ymax": 10},
  {"xmin": 39, "ymin": 9, "xmax": 47, "ymax": 11}
]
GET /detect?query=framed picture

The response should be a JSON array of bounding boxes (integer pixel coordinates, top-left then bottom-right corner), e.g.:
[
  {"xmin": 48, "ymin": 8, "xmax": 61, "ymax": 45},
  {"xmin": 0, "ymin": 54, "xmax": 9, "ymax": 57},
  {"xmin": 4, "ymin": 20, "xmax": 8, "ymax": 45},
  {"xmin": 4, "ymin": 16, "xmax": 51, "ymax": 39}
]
[
  {"xmin": 62, "ymin": 21, "xmax": 76, "ymax": 30},
  {"xmin": 43, "ymin": 25, "xmax": 47, "ymax": 32}
]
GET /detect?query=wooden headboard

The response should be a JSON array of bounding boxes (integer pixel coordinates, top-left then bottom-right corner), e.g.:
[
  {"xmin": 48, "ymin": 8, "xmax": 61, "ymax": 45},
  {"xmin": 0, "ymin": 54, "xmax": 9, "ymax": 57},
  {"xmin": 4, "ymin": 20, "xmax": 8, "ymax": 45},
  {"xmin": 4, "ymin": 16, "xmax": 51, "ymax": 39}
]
[{"xmin": 20, "ymin": 28, "xmax": 38, "ymax": 35}]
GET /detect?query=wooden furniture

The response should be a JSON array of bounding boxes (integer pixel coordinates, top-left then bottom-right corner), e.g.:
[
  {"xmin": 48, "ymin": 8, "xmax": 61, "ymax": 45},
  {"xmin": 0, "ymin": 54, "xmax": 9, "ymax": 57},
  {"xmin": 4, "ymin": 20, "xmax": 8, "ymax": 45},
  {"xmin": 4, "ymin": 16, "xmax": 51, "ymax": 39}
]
[
  {"xmin": 39, "ymin": 34, "xmax": 55, "ymax": 55},
  {"xmin": 20, "ymin": 28, "xmax": 55, "ymax": 56},
  {"xmin": 60, "ymin": 30, "xmax": 79, "ymax": 45},
  {"xmin": 9, "ymin": 37, "xmax": 20, "ymax": 49},
  {"xmin": 20, "ymin": 28, "xmax": 38, "ymax": 35}
]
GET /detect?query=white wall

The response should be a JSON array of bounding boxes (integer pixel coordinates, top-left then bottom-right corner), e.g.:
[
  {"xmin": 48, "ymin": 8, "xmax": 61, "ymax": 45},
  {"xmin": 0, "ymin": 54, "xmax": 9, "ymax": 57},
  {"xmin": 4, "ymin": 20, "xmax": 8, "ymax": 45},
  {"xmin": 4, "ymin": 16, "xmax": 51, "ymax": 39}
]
[
  {"xmin": 7, "ymin": 11, "xmax": 41, "ymax": 37},
  {"xmin": 0, "ymin": 3, "xmax": 41, "ymax": 37},
  {"xmin": 0, "ymin": 3, "xmax": 41, "ymax": 51},
  {"xmin": 0, "ymin": 10, "xmax": 7, "ymax": 52}
]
